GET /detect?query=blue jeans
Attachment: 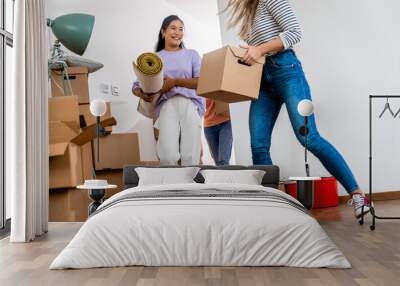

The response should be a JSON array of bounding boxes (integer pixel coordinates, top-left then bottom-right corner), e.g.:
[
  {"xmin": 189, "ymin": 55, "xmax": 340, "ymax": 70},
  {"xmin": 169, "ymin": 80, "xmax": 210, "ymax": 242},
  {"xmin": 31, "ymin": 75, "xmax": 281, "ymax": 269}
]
[
  {"xmin": 249, "ymin": 50, "xmax": 359, "ymax": 194},
  {"xmin": 204, "ymin": 120, "xmax": 233, "ymax": 166}
]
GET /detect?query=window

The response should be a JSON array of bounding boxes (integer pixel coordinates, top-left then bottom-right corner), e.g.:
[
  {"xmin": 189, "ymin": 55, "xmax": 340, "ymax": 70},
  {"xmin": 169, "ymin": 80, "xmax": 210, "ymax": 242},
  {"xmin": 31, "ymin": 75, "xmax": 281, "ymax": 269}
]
[{"xmin": 1, "ymin": 0, "xmax": 14, "ymax": 233}]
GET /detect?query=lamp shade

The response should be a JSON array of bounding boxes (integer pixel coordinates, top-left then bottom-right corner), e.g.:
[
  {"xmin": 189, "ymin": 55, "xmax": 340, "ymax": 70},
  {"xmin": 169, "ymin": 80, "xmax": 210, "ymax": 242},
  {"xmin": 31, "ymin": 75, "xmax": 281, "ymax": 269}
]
[
  {"xmin": 90, "ymin": 99, "xmax": 107, "ymax": 117},
  {"xmin": 297, "ymin": 99, "xmax": 314, "ymax": 117},
  {"xmin": 47, "ymin": 13, "xmax": 95, "ymax": 56}
]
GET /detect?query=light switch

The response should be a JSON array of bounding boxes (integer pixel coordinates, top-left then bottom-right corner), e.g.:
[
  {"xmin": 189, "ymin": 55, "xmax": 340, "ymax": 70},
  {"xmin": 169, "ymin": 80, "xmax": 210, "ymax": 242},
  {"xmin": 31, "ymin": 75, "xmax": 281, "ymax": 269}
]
[
  {"xmin": 100, "ymin": 83, "xmax": 110, "ymax": 94},
  {"xmin": 111, "ymin": 85, "xmax": 120, "ymax": 96}
]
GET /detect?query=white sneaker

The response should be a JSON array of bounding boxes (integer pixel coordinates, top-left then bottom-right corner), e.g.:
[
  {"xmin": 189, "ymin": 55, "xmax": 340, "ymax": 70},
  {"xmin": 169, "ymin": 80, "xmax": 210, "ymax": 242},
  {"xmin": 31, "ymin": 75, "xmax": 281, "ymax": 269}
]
[{"xmin": 348, "ymin": 194, "xmax": 371, "ymax": 219}]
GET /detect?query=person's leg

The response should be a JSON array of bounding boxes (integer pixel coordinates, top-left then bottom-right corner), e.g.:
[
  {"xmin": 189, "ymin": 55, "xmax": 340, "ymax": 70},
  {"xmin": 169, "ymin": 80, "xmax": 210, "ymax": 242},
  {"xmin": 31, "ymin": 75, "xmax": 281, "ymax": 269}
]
[
  {"xmin": 268, "ymin": 50, "xmax": 368, "ymax": 218},
  {"xmin": 217, "ymin": 120, "xmax": 233, "ymax": 166},
  {"xmin": 204, "ymin": 124, "xmax": 220, "ymax": 165},
  {"xmin": 287, "ymin": 90, "xmax": 369, "ymax": 217},
  {"xmin": 249, "ymin": 67, "xmax": 283, "ymax": 165},
  {"xmin": 178, "ymin": 97, "xmax": 202, "ymax": 166},
  {"xmin": 281, "ymin": 73, "xmax": 360, "ymax": 195},
  {"xmin": 267, "ymin": 50, "xmax": 361, "ymax": 194},
  {"xmin": 156, "ymin": 98, "xmax": 181, "ymax": 165}
]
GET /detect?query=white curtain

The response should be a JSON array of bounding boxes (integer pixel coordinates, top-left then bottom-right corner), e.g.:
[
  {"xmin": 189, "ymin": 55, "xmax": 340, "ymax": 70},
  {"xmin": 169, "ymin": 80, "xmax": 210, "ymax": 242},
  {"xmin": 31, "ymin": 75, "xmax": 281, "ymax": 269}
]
[{"xmin": 9, "ymin": 0, "xmax": 49, "ymax": 242}]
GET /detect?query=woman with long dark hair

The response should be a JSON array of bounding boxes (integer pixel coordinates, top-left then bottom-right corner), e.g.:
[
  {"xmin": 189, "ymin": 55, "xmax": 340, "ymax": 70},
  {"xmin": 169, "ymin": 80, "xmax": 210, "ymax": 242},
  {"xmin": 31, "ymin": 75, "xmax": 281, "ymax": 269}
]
[
  {"xmin": 224, "ymin": 0, "xmax": 370, "ymax": 219},
  {"xmin": 132, "ymin": 15, "xmax": 205, "ymax": 165}
]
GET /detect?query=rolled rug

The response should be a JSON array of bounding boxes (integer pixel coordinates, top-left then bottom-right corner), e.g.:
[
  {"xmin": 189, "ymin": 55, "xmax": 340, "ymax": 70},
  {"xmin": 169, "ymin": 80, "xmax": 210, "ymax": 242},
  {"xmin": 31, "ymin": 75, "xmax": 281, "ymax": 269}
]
[
  {"xmin": 133, "ymin": 52, "xmax": 164, "ymax": 92},
  {"xmin": 132, "ymin": 53, "xmax": 164, "ymax": 119}
]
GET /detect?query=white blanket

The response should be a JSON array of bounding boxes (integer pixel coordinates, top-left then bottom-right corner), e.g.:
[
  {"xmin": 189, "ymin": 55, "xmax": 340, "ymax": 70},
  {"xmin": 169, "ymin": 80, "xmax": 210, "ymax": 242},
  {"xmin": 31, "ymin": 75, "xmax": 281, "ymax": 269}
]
[{"xmin": 50, "ymin": 183, "xmax": 351, "ymax": 269}]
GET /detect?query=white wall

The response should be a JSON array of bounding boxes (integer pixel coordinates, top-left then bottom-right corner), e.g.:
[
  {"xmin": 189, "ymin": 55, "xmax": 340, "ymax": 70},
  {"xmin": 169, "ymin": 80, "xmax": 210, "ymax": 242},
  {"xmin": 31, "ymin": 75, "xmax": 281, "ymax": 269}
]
[
  {"xmin": 217, "ymin": 0, "xmax": 400, "ymax": 195},
  {"xmin": 47, "ymin": 0, "xmax": 222, "ymax": 164}
]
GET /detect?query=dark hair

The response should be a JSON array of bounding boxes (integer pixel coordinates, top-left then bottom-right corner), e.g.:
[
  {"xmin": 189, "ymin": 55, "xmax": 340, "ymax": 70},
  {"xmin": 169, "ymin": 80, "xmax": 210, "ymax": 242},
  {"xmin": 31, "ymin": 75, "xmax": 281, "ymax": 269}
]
[{"xmin": 155, "ymin": 15, "xmax": 185, "ymax": 52}]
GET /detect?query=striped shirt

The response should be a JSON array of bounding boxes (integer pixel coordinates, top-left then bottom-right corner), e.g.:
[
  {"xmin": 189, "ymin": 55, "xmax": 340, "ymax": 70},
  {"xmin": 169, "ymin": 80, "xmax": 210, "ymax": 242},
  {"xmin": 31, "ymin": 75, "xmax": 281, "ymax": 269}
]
[{"xmin": 245, "ymin": 0, "xmax": 302, "ymax": 50}]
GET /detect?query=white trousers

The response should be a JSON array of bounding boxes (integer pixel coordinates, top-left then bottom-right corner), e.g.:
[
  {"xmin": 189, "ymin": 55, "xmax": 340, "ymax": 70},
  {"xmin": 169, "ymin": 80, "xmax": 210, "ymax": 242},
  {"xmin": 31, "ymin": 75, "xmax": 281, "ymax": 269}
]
[{"xmin": 156, "ymin": 96, "xmax": 202, "ymax": 166}]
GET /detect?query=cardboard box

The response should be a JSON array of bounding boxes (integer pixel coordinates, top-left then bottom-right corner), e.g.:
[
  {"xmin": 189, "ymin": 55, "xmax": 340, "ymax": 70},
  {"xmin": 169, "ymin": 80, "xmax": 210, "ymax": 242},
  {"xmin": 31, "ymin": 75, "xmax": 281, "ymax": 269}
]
[
  {"xmin": 49, "ymin": 188, "xmax": 91, "ymax": 222},
  {"xmin": 49, "ymin": 96, "xmax": 80, "ymax": 126},
  {"xmin": 49, "ymin": 170, "xmax": 123, "ymax": 222},
  {"xmin": 93, "ymin": 133, "xmax": 140, "ymax": 171},
  {"xmin": 49, "ymin": 189, "xmax": 77, "ymax": 222},
  {"xmin": 48, "ymin": 118, "xmax": 116, "ymax": 189},
  {"xmin": 49, "ymin": 121, "xmax": 80, "ymax": 144},
  {"xmin": 96, "ymin": 169, "xmax": 124, "ymax": 199},
  {"xmin": 197, "ymin": 45, "xmax": 265, "ymax": 103},
  {"xmin": 51, "ymin": 66, "xmax": 90, "ymax": 104},
  {"xmin": 49, "ymin": 170, "xmax": 124, "ymax": 222},
  {"xmin": 49, "ymin": 143, "xmax": 83, "ymax": 189},
  {"xmin": 71, "ymin": 117, "xmax": 117, "ymax": 146},
  {"xmin": 49, "ymin": 120, "xmax": 82, "ymax": 189}
]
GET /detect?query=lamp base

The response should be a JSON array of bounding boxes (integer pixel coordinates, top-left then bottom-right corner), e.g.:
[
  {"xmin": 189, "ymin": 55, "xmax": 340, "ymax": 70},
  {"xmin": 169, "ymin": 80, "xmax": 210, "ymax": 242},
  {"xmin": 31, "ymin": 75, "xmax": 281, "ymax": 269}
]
[
  {"xmin": 289, "ymin": 177, "xmax": 320, "ymax": 210},
  {"xmin": 297, "ymin": 180, "xmax": 314, "ymax": 210},
  {"xmin": 88, "ymin": 189, "xmax": 105, "ymax": 215}
]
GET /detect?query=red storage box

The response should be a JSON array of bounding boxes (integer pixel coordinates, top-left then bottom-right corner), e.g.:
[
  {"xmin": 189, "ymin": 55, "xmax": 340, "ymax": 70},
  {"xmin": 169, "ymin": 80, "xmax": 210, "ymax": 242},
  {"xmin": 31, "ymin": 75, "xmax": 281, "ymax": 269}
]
[
  {"xmin": 285, "ymin": 182, "xmax": 297, "ymax": 198},
  {"xmin": 285, "ymin": 177, "xmax": 339, "ymax": 209},
  {"xmin": 314, "ymin": 177, "xmax": 339, "ymax": 208}
]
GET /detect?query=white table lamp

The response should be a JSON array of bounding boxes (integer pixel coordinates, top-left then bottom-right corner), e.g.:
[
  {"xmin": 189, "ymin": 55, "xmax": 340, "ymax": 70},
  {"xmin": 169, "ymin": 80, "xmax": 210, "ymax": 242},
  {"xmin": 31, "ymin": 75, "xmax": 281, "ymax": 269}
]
[
  {"xmin": 90, "ymin": 99, "xmax": 107, "ymax": 162},
  {"xmin": 297, "ymin": 99, "xmax": 314, "ymax": 177}
]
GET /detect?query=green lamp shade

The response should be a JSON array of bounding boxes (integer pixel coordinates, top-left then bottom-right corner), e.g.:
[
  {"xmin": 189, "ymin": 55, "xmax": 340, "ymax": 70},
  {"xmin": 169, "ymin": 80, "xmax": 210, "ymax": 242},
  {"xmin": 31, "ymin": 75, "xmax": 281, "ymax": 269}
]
[{"xmin": 48, "ymin": 13, "xmax": 95, "ymax": 56}]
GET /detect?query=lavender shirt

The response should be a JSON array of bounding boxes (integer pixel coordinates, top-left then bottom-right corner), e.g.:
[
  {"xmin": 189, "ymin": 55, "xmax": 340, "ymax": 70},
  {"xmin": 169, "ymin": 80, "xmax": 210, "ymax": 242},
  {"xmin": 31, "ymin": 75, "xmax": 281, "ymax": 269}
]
[{"xmin": 133, "ymin": 48, "xmax": 205, "ymax": 118}]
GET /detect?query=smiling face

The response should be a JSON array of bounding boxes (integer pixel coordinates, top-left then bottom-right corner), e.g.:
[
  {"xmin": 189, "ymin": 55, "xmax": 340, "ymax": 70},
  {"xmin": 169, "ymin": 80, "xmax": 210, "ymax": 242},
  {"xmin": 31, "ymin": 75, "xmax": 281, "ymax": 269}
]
[{"xmin": 162, "ymin": 19, "xmax": 184, "ymax": 50}]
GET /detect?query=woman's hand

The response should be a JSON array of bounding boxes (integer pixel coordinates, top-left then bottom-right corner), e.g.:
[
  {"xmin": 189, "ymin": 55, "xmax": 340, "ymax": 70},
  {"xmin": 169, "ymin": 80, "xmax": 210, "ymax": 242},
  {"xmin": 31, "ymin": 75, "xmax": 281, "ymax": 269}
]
[
  {"xmin": 132, "ymin": 88, "xmax": 155, "ymax": 102},
  {"xmin": 240, "ymin": 44, "xmax": 264, "ymax": 66},
  {"xmin": 160, "ymin": 77, "xmax": 176, "ymax": 94}
]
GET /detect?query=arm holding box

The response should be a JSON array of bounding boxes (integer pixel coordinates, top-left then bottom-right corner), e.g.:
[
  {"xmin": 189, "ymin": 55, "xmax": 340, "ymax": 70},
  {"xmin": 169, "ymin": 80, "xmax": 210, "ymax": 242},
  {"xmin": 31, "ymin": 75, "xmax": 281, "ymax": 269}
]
[
  {"xmin": 240, "ymin": 38, "xmax": 284, "ymax": 65},
  {"xmin": 241, "ymin": 0, "xmax": 302, "ymax": 65}
]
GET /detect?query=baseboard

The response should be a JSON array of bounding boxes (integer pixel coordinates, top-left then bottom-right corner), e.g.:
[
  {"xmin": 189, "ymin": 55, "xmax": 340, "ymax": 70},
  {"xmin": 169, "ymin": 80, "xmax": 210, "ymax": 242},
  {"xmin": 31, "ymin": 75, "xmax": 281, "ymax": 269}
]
[{"xmin": 339, "ymin": 191, "xmax": 400, "ymax": 204}]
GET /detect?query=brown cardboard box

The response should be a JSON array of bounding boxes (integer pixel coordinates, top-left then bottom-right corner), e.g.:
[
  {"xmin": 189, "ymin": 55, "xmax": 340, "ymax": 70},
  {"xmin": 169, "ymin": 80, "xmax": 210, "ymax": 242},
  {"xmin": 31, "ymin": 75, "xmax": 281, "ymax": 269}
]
[
  {"xmin": 49, "ymin": 188, "xmax": 91, "ymax": 222},
  {"xmin": 48, "ymin": 96, "xmax": 80, "ymax": 126},
  {"xmin": 49, "ymin": 120, "xmax": 83, "ymax": 189},
  {"xmin": 49, "ymin": 189, "xmax": 77, "ymax": 222},
  {"xmin": 49, "ymin": 169, "xmax": 123, "ymax": 222},
  {"xmin": 71, "ymin": 117, "xmax": 117, "ymax": 146},
  {"xmin": 96, "ymin": 169, "xmax": 124, "ymax": 199},
  {"xmin": 51, "ymin": 66, "xmax": 90, "ymax": 104},
  {"xmin": 49, "ymin": 170, "xmax": 124, "ymax": 222},
  {"xmin": 197, "ymin": 45, "xmax": 265, "ymax": 103},
  {"xmin": 48, "ymin": 118, "xmax": 116, "ymax": 189},
  {"xmin": 49, "ymin": 121, "xmax": 80, "ymax": 143},
  {"xmin": 93, "ymin": 133, "xmax": 140, "ymax": 171},
  {"xmin": 49, "ymin": 143, "xmax": 83, "ymax": 189}
]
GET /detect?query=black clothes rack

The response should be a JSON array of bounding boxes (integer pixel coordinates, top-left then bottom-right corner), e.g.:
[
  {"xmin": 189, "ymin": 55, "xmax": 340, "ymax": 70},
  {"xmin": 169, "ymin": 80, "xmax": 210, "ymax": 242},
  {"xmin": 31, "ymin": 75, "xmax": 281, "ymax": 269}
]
[{"xmin": 359, "ymin": 95, "xmax": 400, "ymax": 230}]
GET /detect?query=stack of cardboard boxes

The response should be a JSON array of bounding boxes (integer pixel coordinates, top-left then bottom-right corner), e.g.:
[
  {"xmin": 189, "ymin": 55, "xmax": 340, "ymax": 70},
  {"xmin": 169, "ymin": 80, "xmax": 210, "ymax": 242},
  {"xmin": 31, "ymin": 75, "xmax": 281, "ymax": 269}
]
[{"xmin": 49, "ymin": 66, "xmax": 142, "ymax": 222}]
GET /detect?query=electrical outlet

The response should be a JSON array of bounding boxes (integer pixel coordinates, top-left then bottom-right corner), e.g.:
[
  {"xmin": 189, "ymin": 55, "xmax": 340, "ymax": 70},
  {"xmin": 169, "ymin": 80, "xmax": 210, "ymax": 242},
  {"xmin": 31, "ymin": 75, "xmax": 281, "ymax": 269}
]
[
  {"xmin": 111, "ymin": 85, "xmax": 120, "ymax": 96},
  {"xmin": 100, "ymin": 83, "xmax": 110, "ymax": 94}
]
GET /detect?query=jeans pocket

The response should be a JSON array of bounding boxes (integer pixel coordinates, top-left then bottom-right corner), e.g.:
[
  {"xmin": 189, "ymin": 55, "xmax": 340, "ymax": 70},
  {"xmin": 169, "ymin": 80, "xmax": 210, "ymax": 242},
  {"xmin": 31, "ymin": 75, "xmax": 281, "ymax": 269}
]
[
  {"xmin": 268, "ymin": 51, "xmax": 300, "ymax": 69},
  {"xmin": 270, "ymin": 61, "xmax": 297, "ymax": 69}
]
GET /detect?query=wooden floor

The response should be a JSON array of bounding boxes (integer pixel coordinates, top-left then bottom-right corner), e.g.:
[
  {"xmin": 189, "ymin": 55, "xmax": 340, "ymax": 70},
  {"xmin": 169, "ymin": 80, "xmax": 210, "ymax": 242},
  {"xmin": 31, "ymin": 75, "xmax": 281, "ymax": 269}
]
[{"xmin": 1, "ymin": 201, "xmax": 400, "ymax": 286}]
